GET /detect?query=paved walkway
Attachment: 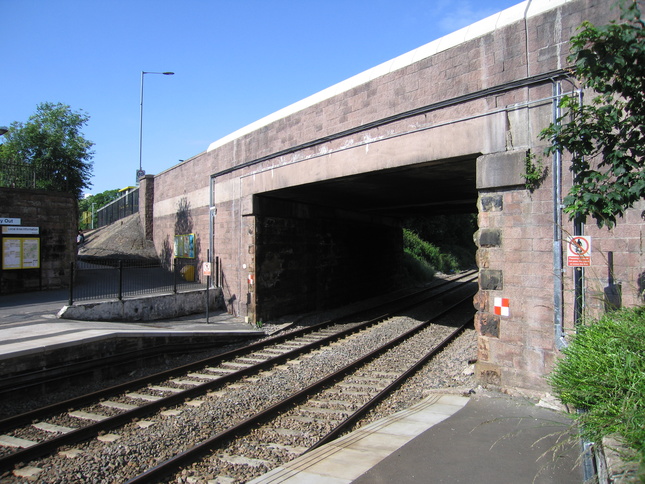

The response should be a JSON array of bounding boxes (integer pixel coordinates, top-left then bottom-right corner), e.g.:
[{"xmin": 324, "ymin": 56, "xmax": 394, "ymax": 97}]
[{"xmin": 250, "ymin": 390, "xmax": 583, "ymax": 484}]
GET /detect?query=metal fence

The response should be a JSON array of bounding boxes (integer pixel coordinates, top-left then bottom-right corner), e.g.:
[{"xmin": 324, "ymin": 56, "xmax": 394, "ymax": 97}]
[
  {"xmin": 69, "ymin": 258, "xmax": 207, "ymax": 304},
  {"xmin": 96, "ymin": 188, "xmax": 139, "ymax": 228},
  {"xmin": 0, "ymin": 160, "xmax": 73, "ymax": 191}
]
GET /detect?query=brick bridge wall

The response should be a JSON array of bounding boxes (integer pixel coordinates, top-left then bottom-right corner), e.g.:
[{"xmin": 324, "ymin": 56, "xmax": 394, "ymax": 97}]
[{"xmin": 140, "ymin": 0, "xmax": 641, "ymax": 395}]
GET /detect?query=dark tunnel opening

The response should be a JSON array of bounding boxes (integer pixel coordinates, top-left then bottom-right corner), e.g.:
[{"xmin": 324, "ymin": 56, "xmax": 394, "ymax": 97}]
[{"xmin": 252, "ymin": 156, "xmax": 479, "ymax": 321}]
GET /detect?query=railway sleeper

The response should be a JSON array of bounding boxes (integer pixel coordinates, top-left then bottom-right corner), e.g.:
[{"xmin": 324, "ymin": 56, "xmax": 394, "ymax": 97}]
[
  {"xmin": 169, "ymin": 378, "xmax": 202, "ymax": 386},
  {"xmin": 286, "ymin": 415, "xmax": 342, "ymax": 425},
  {"xmin": 187, "ymin": 372, "xmax": 222, "ymax": 380},
  {"xmin": 126, "ymin": 392, "xmax": 163, "ymax": 402},
  {"xmin": 272, "ymin": 428, "xmax": 307, "ymax": 437},
  {"xmin": 307, "ymin": 399, "xmax": 355, "ymax": 408},
  {"xmin": 337, "ymin": 382, "xmax": 381, "ymax": 391},
  {"xmin": 0, "ymin": 434, "xmax": 37, "ymax": 448},
  {"xmin": 101, "ymin": 400, "xmax": 138, "ymax": 411},
  {"xmin": 299, "ymin": 407, "xmax": 348, "ymax": 417},
  {"xmin": 266, "ymin": 442, "xmax": 308, "ymax": 455},
  {"xmin": 235, "ymin": 357, "xmax": 268, "ymax": 364},
  {"xmin": 204, "ymin": 366, "xmax": 238, "ymax": 374},
  {"xmin": 32, "ymin": 422, "xmax": 74, "ymax": 434},
  {"xmin": 68, "ymin": 410, "xmax": 108, "ymax": 421},
  {"xmin": 217, "ymin": 453, "xmax": 272, "ymax": 468},
  {"xmin": 220, "ymin": 361, "xmax": 255, "ymax": 369},
  {"xmin": 149, "ymin": 385, "xmax": 183, "ymax": 393},
  {"xmin": 13, "ymin": 465, "xmax": 42, "ymax": 479}
]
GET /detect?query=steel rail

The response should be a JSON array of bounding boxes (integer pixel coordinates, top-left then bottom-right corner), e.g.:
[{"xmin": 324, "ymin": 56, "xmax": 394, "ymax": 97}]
[
  {"xmin": 0, "ymin": 274, "xmax": 476, "ymax": 471},
  {"xmin": 125, "ymin": 292, "xmax": 476, "ymax": 483},
  {"xmin": 310, "ymin": 314, "xmax": 470, "ymax": 450}
]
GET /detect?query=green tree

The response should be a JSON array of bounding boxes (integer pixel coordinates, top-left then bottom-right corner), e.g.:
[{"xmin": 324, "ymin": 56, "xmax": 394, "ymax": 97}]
[
  {"xmin": 540, "ymin": 0, "xmax": 645, "ymax": 228},
  {"xmin": 0, "ymin": 102, "xmax": 94, "ymax": 198}
]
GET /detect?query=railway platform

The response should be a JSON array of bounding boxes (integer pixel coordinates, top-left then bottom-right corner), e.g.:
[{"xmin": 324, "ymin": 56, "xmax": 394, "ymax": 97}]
[
  {"xmin": 0, "ymin": 289, "xmax": 263, "ymax": 377},
  {"xmin": 0, "ymin": 289, "xmax": 585, "ymax": 483},
  {"xmin": 251, "ymin": 390, "xmax": 584, "ymax": 484}
]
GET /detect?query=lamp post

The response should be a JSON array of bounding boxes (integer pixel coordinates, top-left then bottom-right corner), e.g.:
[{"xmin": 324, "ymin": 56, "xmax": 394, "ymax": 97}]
[{"xmin": 138, "ymin": 71, "xmax": 174, "ymax": 183}]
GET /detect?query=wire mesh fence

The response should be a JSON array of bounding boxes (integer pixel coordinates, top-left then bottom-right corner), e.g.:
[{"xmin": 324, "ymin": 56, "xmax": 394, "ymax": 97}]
[{"xmin": 69, "ymin": 258, "xmax": 207, "ymax": 304}]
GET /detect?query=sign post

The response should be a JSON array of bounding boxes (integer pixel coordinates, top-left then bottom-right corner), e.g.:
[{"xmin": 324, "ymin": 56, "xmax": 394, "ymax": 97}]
[{"xmin": 203, "ymin": 253, "xmax": 211, "ymax": 323}]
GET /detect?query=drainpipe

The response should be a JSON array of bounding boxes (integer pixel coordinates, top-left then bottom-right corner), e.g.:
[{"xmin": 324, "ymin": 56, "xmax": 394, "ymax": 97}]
[
  {"xmin": 573, "ymin": 88, "xmax": 585, "ymax": 327},
  {"xmin": 553, "ymin": 84, "xmax": 597, "ymax": 483},
  {"xmin": 552, "ymin": 80, "xmax": 567, "ymax": 350}
]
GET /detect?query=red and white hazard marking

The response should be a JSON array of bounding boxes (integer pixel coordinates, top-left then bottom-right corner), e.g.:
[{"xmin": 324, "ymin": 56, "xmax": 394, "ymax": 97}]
[{"xmin": 494, "ymin": 297, "xmax": 509, "ymax": 317}]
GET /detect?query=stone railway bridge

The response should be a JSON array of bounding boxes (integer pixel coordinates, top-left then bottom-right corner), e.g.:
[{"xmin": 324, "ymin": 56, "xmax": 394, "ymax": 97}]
[{"xmin": 137, "ymin": 0, "xmax": 643, "ymax": 395}]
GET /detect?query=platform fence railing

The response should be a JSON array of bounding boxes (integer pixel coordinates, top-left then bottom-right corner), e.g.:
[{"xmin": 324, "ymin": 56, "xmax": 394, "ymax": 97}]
[{"xmin": 68, "ymin": 258, "xmax": 207, "ymax": 305}]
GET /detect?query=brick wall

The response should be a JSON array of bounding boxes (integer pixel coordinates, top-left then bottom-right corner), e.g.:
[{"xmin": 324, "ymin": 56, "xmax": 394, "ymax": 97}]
[{"xmin": 0, "ymin": 188, "xmax": 77, "ymax": 294}]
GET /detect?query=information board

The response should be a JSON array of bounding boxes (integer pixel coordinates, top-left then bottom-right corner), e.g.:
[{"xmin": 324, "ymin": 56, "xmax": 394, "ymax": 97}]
[
  {"xmin": 2, "ymin": 237, "xmax": 41, "ymax": 270},
  {"xmin": 174, "ymin": 233, "xmax": 195, "ymax": 258}
]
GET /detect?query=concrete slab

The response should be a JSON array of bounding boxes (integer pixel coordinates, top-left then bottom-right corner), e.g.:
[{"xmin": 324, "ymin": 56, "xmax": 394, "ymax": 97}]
[
  {"xmin": 249, "ymin": 394, "xmax": 469, "ymax": 484},
  {"xmin": 250, "ymin": 391, "xmax": 583, "ymax": 484}
]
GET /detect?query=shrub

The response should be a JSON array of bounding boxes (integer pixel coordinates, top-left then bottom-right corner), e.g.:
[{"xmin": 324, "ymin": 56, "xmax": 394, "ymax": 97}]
[
  {"xmin": 401, "ymin": 250, "xmax": 435, "ymax": 284},
  {"xmin": 403, "ymin": 228, "xmax": 460, "ymax": 274},
  {"xmin": 549, "ymin": 307, "xmax": 645, "ymax": 472}
]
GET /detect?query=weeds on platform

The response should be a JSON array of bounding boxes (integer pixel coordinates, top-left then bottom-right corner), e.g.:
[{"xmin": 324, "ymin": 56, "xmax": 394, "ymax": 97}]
[{"xmin": 549, "ymin": 306, "xmax": 645, "ymax": 479}]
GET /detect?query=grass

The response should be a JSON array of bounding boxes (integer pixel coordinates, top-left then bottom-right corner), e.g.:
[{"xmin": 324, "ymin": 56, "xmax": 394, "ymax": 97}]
[
  {"xmin": 548, "ymin": 306, "xmax": 645, "ymax": 479},
  {"xmin": 403, "ymin": 228, "xmax": 461, "ymax": 275}
]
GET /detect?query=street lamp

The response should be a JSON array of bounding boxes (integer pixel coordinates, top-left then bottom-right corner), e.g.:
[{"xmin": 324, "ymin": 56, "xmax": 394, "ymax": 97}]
[{"xmin": 138, "ymin": 71, "xmax": 174, "ymax": 183}]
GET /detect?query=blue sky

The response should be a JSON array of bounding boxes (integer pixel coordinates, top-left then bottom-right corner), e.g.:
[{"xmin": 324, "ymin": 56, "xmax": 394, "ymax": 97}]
[{"xmin": 3, "ymin": 0, "xmax": 519, "ymax": 196}]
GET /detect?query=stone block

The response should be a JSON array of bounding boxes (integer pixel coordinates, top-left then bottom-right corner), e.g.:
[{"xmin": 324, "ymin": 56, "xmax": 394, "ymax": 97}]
[
  {"xmin": 477, "ymin": 337, "xmax": 490, "ymax": 361},
  {"xmin": 476, "ymin": 361, "xmax": 501, "ymax": 386},
  {"xmin": 480, "ymin": 269, "xmax": 503, "ymax": 290},
  {"xmin": 472, "ymin": 291, "xmax": 488, "ymax": 311},
  {"xmin": 476, "ymin": 150, "xmax": 527, "ymax": 190},
  {"xmin": 477, "ymin": 228, "xmax": 502, "ymax": 247},
  {"xmin": 475, "ymin": 311, "xmax": 499, "ymax": 338},
  {"xmin": 479, "ymin": 194, "xmax": 503, "ymax": 212}
]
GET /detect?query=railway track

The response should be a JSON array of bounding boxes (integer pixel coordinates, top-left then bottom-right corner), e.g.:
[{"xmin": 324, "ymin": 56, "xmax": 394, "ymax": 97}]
[
  {"xmin": 0, "ymin": 271, "xmax": 472, "ymax": 416},
  {"xmin": 0, "ymin": 272, "xmax": 476, "ymax": 482}
]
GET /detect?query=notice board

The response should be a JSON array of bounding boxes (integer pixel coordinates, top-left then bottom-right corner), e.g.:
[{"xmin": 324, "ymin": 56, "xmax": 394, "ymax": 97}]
[
  {"xmin": 174, "ymin": 233, "xmax": 195, "ymax": 258},
  {"xmin": 2, "ymin": 237, "xmax": 40, "ymax": 269}
]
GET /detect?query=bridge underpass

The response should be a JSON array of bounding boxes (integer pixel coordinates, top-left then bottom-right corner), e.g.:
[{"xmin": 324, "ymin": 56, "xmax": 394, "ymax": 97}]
[
  {"xmin": 146, "ymin": 1, "xmax": 628, "ymax": 393},
  {"xmin": 251, "ymin": 156, "xmax": 478, "ymax": 321}
]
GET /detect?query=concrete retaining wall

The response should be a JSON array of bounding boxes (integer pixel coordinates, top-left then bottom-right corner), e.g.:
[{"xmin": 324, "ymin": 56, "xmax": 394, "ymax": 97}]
[{"xmin": 58, "ymin": 288, "xmax": 224, "ymax": 322}]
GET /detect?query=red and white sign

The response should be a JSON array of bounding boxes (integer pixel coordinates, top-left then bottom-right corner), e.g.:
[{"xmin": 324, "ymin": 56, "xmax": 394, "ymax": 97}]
[
  {"xmin": 202, "ymin": 262, "xmax": 211, "ymax": 276},
  {"xmin": 494, "ymin": 297, "xmax": 510, "ymax": 317},
  {"xmin": 567, "ymin": 236, "xmax": 591, "ymax": 267}
]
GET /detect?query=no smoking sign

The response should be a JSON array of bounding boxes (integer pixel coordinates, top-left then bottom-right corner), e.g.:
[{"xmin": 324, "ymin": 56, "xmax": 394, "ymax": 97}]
[{"xmin": 567, "ymin": 236, "xmax": 591, "ymax": 267}]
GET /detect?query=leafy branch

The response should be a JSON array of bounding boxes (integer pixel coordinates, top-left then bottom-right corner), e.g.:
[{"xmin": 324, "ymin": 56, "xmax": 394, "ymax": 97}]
[{"xmin": 539, "ymin": 0, "xmax": 645, "ymax": 228}]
